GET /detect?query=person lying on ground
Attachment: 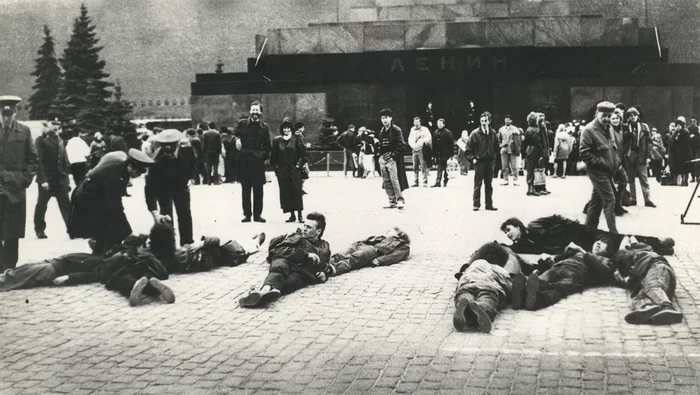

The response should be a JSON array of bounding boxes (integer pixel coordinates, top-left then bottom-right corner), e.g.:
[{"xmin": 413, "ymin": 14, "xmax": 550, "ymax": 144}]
[
  {"xmin": 452, "ymin": 259, "xmax": 512, "ymax": 334},
  {"xmin": 501, "ymin": 215, "xmax": 675, "ymax": 256},
  {"xmin": 327, "ymin": 226, "xmax": 410, "ymax": 276}
]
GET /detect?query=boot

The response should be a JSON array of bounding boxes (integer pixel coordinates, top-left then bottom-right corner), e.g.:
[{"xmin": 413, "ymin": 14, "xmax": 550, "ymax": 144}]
[
  {"xmin": 527, "ymin": 184, "xmax": 535, "ymax": 196},
  {"xmin": 285, "ymin": 213, "xmax": 297, "ymax": 223},
  {"xmin": 297, "ymin": 211, "xmax": 303, "ymax": 223},
  {"xmin": 453, "ymin": 294, "xmax": 475, "ymax": 332}
]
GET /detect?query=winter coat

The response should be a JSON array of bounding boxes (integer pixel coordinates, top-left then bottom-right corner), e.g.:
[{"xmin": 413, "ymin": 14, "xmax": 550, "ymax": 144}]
[
  {"xmin": 35, "ymin": 132, "xmax": 70, "ymax": 187},
  {"xmin": 579, "ymin": 119, "xmax": 618, "ymax": 176},
  {"xmin": 432, "ymin": 127, "xmax": 455, "ymax": 161},
  {"xmin": 234, "ymin": 118, "xmax": 272, "ymax": 185},
  {"xmin": 669, "ymin": 127, "xmax": 692, "ymax": 174},
  {"xmin": 465, "ymin": 127, "xmax": 498, "ymax": 162},
  {"xmin": 270, "ymin": 135, "xmax": 307, "ymax": 213}
]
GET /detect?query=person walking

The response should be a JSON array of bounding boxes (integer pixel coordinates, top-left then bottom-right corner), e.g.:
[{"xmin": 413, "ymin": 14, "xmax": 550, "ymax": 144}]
[
  {"xmin": 465, "ymin": 112, "xmax": 499, "ymax": 211},
  {"xmin": 234, "ymin": 101, "xmax": 272, "ymax": 223},
  {"xmin": 271, "ymin": 119, "xmax": 307, "ymax": 223},
  {"xmin": 377, "ymin": 108, "xmax": 409, "ymax": 209},
  {"xmin": 408, "ymin": 116, "xmax": 432, "ymax": 187},
  {"xmin": 0, "ymin": 96, "xmax": 39, "ymax": 270},
  {"xmin": 34, "ymin": 121, "xmax": 71, "ymax": 239},
  {"xmin": 580, "ymin": 101, "xmax": 619, "ymax": 233}
]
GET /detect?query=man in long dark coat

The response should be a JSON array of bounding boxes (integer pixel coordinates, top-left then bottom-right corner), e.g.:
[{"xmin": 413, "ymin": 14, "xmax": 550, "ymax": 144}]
[
  {"xmin": 377, "ymin": 108, "xmax": 409, "ymax": 209},
  {"xmin": 68, "ymin": 149, "xmax": 154, "ymax": 255},
  {"xmin": 144, "ymin": 129, "xmax": 196, "ymax": 246},
  {"xmin": 234, "ymin": 101, "xmax": 272, "ymax": 223},
  {"xmin": 0, "ymin": 96, "xmax": 39, "ymax": 270}
]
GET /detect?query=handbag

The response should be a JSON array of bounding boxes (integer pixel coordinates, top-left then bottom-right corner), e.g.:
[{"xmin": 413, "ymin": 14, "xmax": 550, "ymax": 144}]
[
  {"xmin": 533, "ymin": 168, "xmax": 546, "ymax": 186},
  {"xmin": 447, "ymin": 157, "xmax": 460, "ymax": 179},
  {"xmin": 660, "ymin": 166, "xmax": 674, "ymax": 186}
]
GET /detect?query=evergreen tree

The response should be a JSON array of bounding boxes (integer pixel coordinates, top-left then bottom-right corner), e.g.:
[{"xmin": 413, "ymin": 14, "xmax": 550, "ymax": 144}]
[
  {"xmin": 54, "ymin": 3, "xmax": 113, "ymax": 132},
  {"xmin": 106, "ymin": 81, "xmax": 133, "ymax": 130},
  {"xmin": 29, "ymin": 25, "xmax": 62, "ymax": 120}
]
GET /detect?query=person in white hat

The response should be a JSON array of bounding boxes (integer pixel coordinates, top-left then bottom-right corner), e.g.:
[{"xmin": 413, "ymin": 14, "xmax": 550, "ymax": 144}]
[{"xmin": 0, "ymin": 95, "xmax": 39, "ymax": 270}]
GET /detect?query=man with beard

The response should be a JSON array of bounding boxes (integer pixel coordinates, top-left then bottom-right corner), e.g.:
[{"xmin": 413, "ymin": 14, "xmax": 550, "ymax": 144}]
[
  {"xmin": 431, "ymin": 118, "xmax": 454, "ymax": 188},
  {"xmin": 234, "ymin": 101, "xmax": 272, "ymax": 223},
  {"xmin": 144, "ymin": 129, "xmax": 197, "ymax": 246},
  {"xmin": 580, "ymin": 101, "xmax": 619, "ymax": 233},
  {"xmin": 239, "ymin": 212, "xmax": 330, "ymax": 308},
  {"xmin": 465, "ymin": 112, "xmax": 499, "ymax": 211},
  {"xmin": 510, "ymin": 236, "xmax": 620, "ymax": 311},
  {"xmin": 377, "ymin": 108, "xmax": 409, "ymax": 209},
  {"xmin": 614, "ymin": 237, "xmax": 682, "ymax": 325},
  {"xmin": 500, "ymin": 215, "xmax": 675, "ymax": 256},
  {"xmin": 327, "ymin": 227, "xmax": 410, "ymax": 276},
  {"xmin": 0, "ymin": 96, "xmax": 39, "ymax": 271},
  {"xmin": 623, "ymin": 107, "xmax": 656, "ymax": 208},
  {"xmin": 68, "ymin": 148, "xmax": 154, "ymax": 255}
]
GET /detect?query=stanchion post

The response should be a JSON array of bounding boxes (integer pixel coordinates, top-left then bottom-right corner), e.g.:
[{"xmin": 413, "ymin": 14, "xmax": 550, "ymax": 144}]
[{"xmin": 327, "ymin": 153, "xmax": 330, "ymax": 176}]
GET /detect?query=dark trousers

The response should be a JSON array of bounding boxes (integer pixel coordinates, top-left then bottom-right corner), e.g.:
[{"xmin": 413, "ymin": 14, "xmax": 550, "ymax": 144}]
[
  {"xmin": 205, "ymin": 153, "xmax": 220, "ymax": 185},
  {"xmin": 225, "ymin": 153, "xmax": 238, "ymax": 183},
  {"xmin": 0, "ymin": 239, "xmax": 19, "ymax": 271},
  {"xmin": 263, "ymin": 258, "xmax": 312, "ymax": 294},
  {"xmin": 241, "ymin": 181, "xmax": 264, "ymax": 219},
  {"xmin": 435, "ymin": 159, "xmax": 448, "ymax": 185},
  {"xmin": 155, "ymin": 188, "xmax": 194, "ymax": 246},
  {"xmin": 585, "ymin": 173, "xmax": 618, "ymax": 233},
  {"xmin": 34, "ymin": 184, "xmax": 71, "ymax": 233},
  {"xmin": 70, "ymin": 162, "xmax": 88, "ymax": 187},
  {"xmin": 650, "ymin": 159, "xmax": 664, "ymax": 182},
  {"xmin": 473, "ymin": 160, "xmax": 494, "ymax": 208},
  {"xmin": 455, "ymin": 285, "xmax": 499, "ymax": 319},
  {"xmin": 106, "ymin": 271, "xmax": 158, "ymax": 299},
  {"xmin": 193, "ymin": 160, "xmax": 205, "ymax": 185},
  {"xmin": 534, "ymin": 267, "xmax": 583, "ymax": 309},
  {"xmin": 526, "ymin": 156, "xmax": 537, "ymax": 185}
]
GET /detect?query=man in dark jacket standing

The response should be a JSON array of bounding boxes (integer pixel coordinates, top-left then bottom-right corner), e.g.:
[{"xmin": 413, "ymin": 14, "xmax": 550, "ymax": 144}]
[
  {"xmin": 432, "ymin": 118, "xmax": 454, "ymax": 188},
  {"xmin": 336, "ymin": 125, "xmax": 357, "ymax": 177},
  {"xmin": 377, "ymin": 108, "xmax": 409, "ymax": 209},
  {"xmin": 0, "ymin": 96, "xmax": 39, "ymax": 270},
  {"xmin": 186, "ymin": 128, "xmax": 205, "ymax": 185},
  {"xmin": 202, "ymin": 122, "xmax": 222, "ymax": 185},
  {"xmin": 34, "ymin": 122, "xmax": 71, "ymax": 239},
  {"xmin": 465, "ymin": 112, "xmax": 499, "ymax": 211},
  {"xmin": 234, "ymin": 101, "xmax": 272, "ymax": 223},
  {"xmin": 623, "ymin": 107, "xmax": 655, "ymax": 207},
  {"xmin": 580, "ymin": 101, "xmax": 618, "ymax": 233}
]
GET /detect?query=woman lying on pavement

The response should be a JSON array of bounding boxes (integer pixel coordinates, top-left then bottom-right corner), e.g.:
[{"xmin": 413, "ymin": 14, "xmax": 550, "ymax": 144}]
[
  {"xmin": 500, "ymin": 215, "xmax": 675, "ymax": 256},
  {"xmin": 613, "ymin": 236, "xmax": 683, "ymax": 325},
  {"xmin": 327, "ymin": 226, "xmax": 410, "ymax": 276}
]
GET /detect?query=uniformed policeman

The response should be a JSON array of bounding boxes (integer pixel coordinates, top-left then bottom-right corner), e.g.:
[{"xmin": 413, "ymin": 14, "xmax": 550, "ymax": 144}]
[
  {"xmin": 144, "ymin": 129, "xmax": 196, "ymax": 246},
  {"xmin": 68, "ymin": 148, "xmax": 154, "ymax": 255},
  {"xmin": 0, "ymin": 96, "xmax": 39, "ymax": 270}
]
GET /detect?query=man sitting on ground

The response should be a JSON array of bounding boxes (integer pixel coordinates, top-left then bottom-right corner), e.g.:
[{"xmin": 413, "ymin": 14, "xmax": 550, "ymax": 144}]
[
  {"xmin": 239, "ymin": 212, "xmax": 330, "ymax": 308},
  {"xmin": 328, "ymin": 227, "xmax": 410, "ymax": 276},
  {"xmin": 614, "ymin": 236, "xmax": 683, "ymax": 325}
]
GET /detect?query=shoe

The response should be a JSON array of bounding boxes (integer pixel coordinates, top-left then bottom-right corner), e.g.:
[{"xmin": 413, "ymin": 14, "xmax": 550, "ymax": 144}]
[
  {"xmin": 443, "ymin": 179, "xmax": 448, "ymax": 187},
  {"xmin": 453, "ymin": 296, "xmax": 472, "ymax": 332},
  {"xmin": 501, "ymin": 181, "xmax": 509, "ymax": 186},
  {"xmin": 661, "ymin": 247, "xmax": 674, "ymax": 256},
  {"xmin": 524, "ymin": 273, "xmax": 540, "ymax": 311},
  {"xmin": 298, "ymin": 217, "xmax": 303, "ymax": 223},
  {"xmin": 129, "ymin": 276, "xmax": 149, "ymax": 307},
  {"xmin": 285, "ymin": 215, "xmax": 296, "ymax": 223},
  {"xmin": 239, "ymin": 290, "xmax": 263, "ymax": 307},
  {"xmin": 468, "ymin": 300, "xmax": 493, "ymax": 333},
  {"xmin": 253, "ymin": 232, "xmax": 266, "ymax": 246},
  {"xmin": 625, "ymin": 305, "xmax": 662, "ymax": 325},
  {"xmin": 302, "ymin": 190, "xmax": 308, "ymax": 195},
  {"xmin": 36, "ymin": 231, "xmax": 47, "ymax": 239},
  {"xmin": 412, "ymin": 182, "xmax": 419, "ymax": 187},
  {"xmin": 511, "ymin": 273, "xmax": 526, "ymax": 310},
  {"xmin": 527, "ymin": 191, "xmax": 536, "ymax": 196},
  {"xmin": 431, "ymin": 184, "xmax": 441, "ymax": 188},
  {"xmin": 396, "ymin": 200, "xmax": 405, "ymax": 209},
  {"xmin": 259, "ymin": 288, "xmax": 281, "ymax": 305},
  {"xmin": 661, "ymin": 238, "xmax": 675, "ymax": 248},
  {"xmin": 615, "ymin": 208, "xmax": 627, "ymax": 217},
  {"xmin": 629, "ymin": 200, "xmax": 638, "ymax": 206},
  {"xmin": 649, "ymin": 307, "xmax": 683, "ymax": 325},
  {"xmin": 383, "ymin": 204, "xmax": 397, "ymax": 209},
  {"xmin": 541, "ymin": 190, "xmax": 551, "ymax": 195},
  {"xmin": 473, "ymin": 206, "xmax": 480, "ymax": 211},
  {"xmin": 149, "ymin": 278, "xmax": 175, "ymax": 303},
  {"xmin": 254, "ymin": 217, "xmax": 266, "ymax": 223},
  {"xmin": 485, "ymin": 206, "xmax": 498, "ymax": 211},
  {"xmin": 645, "ymin": 201, "xmax": 656, "ymax": 208},
  {"xmin": 242, "ymin": 217, "xmax": 251, "ymax": 223}
]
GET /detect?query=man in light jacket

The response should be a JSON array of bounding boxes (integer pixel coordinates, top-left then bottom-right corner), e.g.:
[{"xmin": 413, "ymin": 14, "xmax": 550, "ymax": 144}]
[
  {"xmin": 623, "ymin": 107, "xmax": 656, "ymax": 208},
  {"xmin": 407, "ymin": 117, "xmax": 432, "ymax": 187},
  {"xmin": 498, "ymin": 115, "xmax": 520, "ymax": 186}
]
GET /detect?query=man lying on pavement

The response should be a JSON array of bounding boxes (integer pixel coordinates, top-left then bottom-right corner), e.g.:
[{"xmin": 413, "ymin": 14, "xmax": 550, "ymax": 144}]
[{"xmin": 327, "ymin": 226, "xmax": 410, "ymax": 276}]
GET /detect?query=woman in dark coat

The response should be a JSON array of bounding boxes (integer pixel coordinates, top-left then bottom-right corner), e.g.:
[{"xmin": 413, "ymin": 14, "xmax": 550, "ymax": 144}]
[
  {"xmin": 270, "ymin": 119, "xmax": 307, "ymax": 223},
  {"xmin": 669, "ymin": 117, "xmax": 692, "ymax": 186},
  {"xmin": 523, "ymin": 112, "xmax": 543, "ymax": 196},
  {"xmin": 68, "ymin": 149, "xmax": 154, "ymax": 255}
]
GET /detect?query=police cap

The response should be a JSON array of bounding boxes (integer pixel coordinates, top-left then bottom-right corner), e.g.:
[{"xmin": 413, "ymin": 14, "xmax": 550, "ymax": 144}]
[
  {"xmin": 153, "ymin": 128, "xmax": 184, "ymax": 144},
  {"xmin": 0, "ymin": 95, "xmax": 22, "ymax": 112},
  {"xmin": 596, "ymin": 101, "xmax": 616, "ymax": 112},
  {"xmin": 128, "ymin": 148, "xmax": 155, "ymax": 166}
]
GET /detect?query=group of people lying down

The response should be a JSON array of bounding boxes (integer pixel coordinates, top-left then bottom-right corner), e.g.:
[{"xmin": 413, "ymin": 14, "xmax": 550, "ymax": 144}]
[
  {"xmin": 1, "ymin": 213, "xmax": 680, "ymax": 334},
  {"xmin": 453, "ymin": 214, "xmax": 679, "ymax": 333}
]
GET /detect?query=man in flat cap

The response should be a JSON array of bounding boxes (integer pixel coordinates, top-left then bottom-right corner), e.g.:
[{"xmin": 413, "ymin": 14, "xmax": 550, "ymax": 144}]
[
  {"xmin": 580, "ymin": 101, "xmax": 619, "ymax": 233},
  {"xmin": 144, "ymin": 129, "xmax": 196, "ymax": 246},
  {"xmin": 68, "ymin": 148, "xmax": 154, "ymax": 255},
  {"xmin": 0, "ymin": 96, "xmax": 39, "ymax": 270}
]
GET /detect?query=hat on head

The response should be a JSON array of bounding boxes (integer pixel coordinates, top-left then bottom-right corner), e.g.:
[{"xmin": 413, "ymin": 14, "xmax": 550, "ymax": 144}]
[
  {"xmin": 0, "ymin": 95, "xmax": 22, "ymax": 112},
  {"xmin": 379, "ymin": 108, "xmax": 393, "ymax": 117},
  {"xmin": 128, "ymin": 148, "xmax": 155, "ymax": 166},
  {"xmin": 626, "ymin": 107, "xmax": 640, "ymax": 116},
  {"xmin": 676, "ymin": 116, "xmax": 687, "ymax": 126},
  {"xmin": 596, "ymin": 101, "xmax": 615, "ymax": 112},
  {"xmin": 153, "ymin": 129, "xmax": 184, "ymax": 144}
]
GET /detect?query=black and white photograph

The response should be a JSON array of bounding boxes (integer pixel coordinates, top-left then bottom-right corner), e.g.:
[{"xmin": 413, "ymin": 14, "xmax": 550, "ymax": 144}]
[{"xmin": 1, "ymin": 0, "xmax": 700, "ymax": 394}]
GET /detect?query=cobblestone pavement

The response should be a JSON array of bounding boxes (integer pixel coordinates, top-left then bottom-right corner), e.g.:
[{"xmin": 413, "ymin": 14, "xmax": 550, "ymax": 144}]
[{"xmin": 2, "ymin": 172, "xmax": 700, "ymax": 395}]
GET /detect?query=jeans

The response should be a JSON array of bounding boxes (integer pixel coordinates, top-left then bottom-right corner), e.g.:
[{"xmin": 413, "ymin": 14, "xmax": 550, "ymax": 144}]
[
  {"xmin": 241, "ymin": 181, "xmax": 264, "ymax": 219},
  {"xmin": 585, "ymin": 173, "xmax": 618, "ymax": 233},
  {"xmin": 500, "ymin": 152, "xmax": 518, "ymax": 180},
  {"xmin": 454, "ymin": 285, "xmax": 499, "ymax": 319},
  {"xmin": 631, "ymin": 263, "xmax": 676, "ymax": 311},
  {"xmin": 331, "ymin": 245, "xmax": 378, "ymax": 275},
  {"xmin": 343, "ymin": 148, "xmax": 356, "ymax": 175},
  {"xmin": 412, "ymin": 151, "xmax": 429, "ymax": 185},
  {"xmin": 263, "ymin": 258, "xmax": 313, "ymax": 294},
  {"xmin": 0, "ymin": 262, "xmax": 56, "ymax": 291},
  {"xmin": 34, "ymin": 184, "xmax": 71, "ymax": 233},
  {"xmin": 378, "ymin": 155, "xmax": 404, "ymax": 204},
  {"xmin": 626, "ymin": 161, "xmax": 651, "ymax": 203},
  {"xmin": 473, "ymin": 160, "xmax": 494, "ymax": 208},
  {"xmin": 155, "ymin": 187, "xmax": 194, "ymax": 246}
]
